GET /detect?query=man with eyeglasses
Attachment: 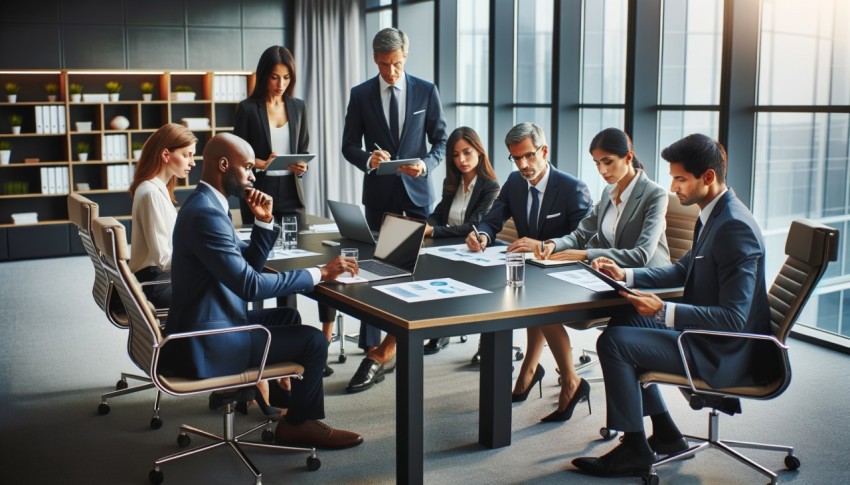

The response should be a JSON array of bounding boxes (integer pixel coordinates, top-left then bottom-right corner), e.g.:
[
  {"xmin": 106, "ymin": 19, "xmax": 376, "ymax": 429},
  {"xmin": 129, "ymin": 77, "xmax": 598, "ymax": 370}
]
[
  {"xmin": 341, "ymin": 27, "xmax": 448, "ymax": 394},
  {"xmin": 464, "ymin": 122, "xmax": 592, "ymax": 364}
]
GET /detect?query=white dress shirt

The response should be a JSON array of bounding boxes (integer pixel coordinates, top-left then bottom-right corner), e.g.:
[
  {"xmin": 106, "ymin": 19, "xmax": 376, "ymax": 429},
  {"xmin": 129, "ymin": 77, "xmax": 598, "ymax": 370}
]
[
  {"xmin": 130, "ymin": 177, "xmax": 177, "ymax": 273},
  {"xmin": 379, "ymin": 71, "xmax": 406, "ymax": 140},
  {"xmin": 448, "ymin": 176, "xmax": 477, "ymax": 226}
]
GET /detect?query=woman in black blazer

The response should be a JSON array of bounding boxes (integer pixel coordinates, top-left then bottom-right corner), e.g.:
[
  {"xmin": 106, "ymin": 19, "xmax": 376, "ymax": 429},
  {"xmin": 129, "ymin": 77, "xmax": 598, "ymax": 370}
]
[{"xmin": 423, "ymin": 126, "xmax": 500, "ymax": 353}]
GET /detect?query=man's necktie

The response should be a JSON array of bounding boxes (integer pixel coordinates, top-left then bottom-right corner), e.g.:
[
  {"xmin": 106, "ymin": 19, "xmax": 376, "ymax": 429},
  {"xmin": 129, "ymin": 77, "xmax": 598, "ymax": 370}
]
[
  {"xmin": 389, "ymin": 86, "xmax": 400, "ymax": 144},
  {"xmin": 693, "ymin": 217, "xmax": 703, "ymax": 247},
  {"xmin": 529, "ymin": 186, "xmax": 540, "ymax": 237}
]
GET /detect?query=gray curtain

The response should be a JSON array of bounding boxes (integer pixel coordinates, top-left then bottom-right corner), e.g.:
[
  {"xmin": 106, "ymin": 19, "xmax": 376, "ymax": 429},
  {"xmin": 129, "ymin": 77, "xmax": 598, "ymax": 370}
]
[{"xmin": 293, "ymin": 0, "xmax": 366, "ymax": 217}]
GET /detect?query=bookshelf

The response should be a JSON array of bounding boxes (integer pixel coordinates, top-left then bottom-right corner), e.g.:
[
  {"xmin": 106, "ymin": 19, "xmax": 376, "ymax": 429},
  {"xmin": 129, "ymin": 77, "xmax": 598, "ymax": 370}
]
[{"xmin": 0, "ymin": 69, "xmax": 255, "ymax": 260}]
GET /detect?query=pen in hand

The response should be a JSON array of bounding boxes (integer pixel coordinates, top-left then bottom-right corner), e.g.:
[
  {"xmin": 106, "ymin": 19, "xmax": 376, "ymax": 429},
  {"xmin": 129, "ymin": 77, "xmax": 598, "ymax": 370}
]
[{"xmin": 472, "ymin": 224, "xmax": 485, "ymax": 252}]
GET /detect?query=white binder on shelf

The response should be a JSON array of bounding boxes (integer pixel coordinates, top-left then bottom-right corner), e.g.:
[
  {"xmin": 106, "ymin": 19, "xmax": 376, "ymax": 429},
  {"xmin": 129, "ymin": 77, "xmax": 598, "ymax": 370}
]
[
  {"xmin": 47, "ymin": 167, "xmax": 57, "ymax": 194},
  {"xmin": 35, "ymin": 106, "xmax": 43, "ymax": 134},
  {"xmin": 106, "ymin": 165, "xmax": 114, "ymax": 191},
  {"xmin": 58, "ymin": 105, "xmax": 66, "ymax": 134},
  {"xmin": 48, "ymin": 105, "xmax": 59, "ymax": 134},
  {"xmin": 60, "ymin": 167, "xmax": 69, "ymax": 194},
  {"xmin": 40, "ymin": 167, "xmax": 49, "ymax": 194}
]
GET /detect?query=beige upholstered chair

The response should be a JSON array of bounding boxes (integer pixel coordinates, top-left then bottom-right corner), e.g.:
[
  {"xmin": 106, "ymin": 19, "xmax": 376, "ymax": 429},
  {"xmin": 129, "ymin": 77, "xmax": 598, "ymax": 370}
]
[
  {"xmin": 639, "ymin": 219, "xmax": 838, "ymax": 485},
  {"xmin": 67, "ymin": 194, "xmax": 163, "ymax": 427},
  {"xmin": 664, "ymin": 192, "xmax": 701, "ymax": 264},
  {"xmin": 92, "ymin": 216, "xmax": 320, "ymax": 483}
]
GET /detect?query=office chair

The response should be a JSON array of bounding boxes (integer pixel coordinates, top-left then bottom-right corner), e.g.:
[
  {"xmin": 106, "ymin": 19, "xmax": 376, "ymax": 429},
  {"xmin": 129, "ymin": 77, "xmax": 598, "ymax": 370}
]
[
  {"xmin": 92, "ymin": 216, "xmax": 320, "ymax": 484},
  {"xmin": 638, "ymin": 219, "xmax": 839, "ymax": 485},
  {"xmin": 67, "ymin": 194, "xmax": 164, "ymax": 428}
]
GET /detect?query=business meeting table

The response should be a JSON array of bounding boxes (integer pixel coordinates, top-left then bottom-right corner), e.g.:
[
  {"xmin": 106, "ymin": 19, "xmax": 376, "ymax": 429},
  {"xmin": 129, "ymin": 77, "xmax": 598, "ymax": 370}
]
[{"xmin": 265, "ymin": 224, "xmax": 682, "ymax": 484}]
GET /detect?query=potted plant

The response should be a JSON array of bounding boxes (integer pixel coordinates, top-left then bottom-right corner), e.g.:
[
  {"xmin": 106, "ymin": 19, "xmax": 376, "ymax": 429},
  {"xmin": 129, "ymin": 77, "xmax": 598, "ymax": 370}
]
[
  {"xmin": 8, "ymin": 114, "xmax": 22, "ymax": 135},
  {"xmin": 69, "ymin": 83, "xmax": 83, "ymax": 102},
  {"xmin": 171, "ymin": 84, "xmax": 196, "ymax": 101},
  {"xmin": 0, "ymin": 140, "xmax": 10, "ymax": 165},
  {"xmin": 44, "ymin": 82, "xmax": 58, "ymax": 102},
  {"xmin": 132, "ymin": 141, "xmax": 144, "ymax": 159},
  {"xmin": 4, "ymin": 82, "xmax": 19, "ymax": 103},
  {"xmin": 76, "ymin": 141, "xmax": 90, "ymax": 162},
  {"xmin": 140, "ymin": 81, "xmax": 154, "ymax": 102},
  {"xmin": 105, "ymin": 81, "xmax": 122, "ymax": 101}
]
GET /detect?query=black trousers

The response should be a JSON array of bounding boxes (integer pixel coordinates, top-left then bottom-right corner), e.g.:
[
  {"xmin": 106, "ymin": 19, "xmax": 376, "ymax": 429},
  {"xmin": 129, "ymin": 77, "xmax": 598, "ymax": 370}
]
[{"xmin": 247, "ymin": 307, "xmax": 326, "ymax": 422}]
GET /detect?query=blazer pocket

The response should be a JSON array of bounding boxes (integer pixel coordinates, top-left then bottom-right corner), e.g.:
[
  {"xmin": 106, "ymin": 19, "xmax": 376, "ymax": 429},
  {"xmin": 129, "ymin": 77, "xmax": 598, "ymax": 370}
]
[
  {"xmin": 545, "ymin": 212, "xmax": 561, "ymax": 219},
  {"xmin": 413, "ymin": 109, "xmax": 426, "ymax": 115}
]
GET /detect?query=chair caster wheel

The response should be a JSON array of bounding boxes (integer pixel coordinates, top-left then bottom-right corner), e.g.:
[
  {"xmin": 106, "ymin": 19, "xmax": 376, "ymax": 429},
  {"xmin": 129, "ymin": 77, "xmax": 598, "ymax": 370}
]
[
  {"xmin": 149, "ymin": 469, "xmax": 164, "ymax": 484},
  {"xmin": 306, "ymin": 456, "xmax": 321, "ymax": 471},
  {"xmin": 98, "ymin": 402, "xmax": 110, "ymax": 415},
  {"xmin": 785, "ymin": 454, "xmax": 801, "ymax": 470},
  {"xmin": 514, "ymin": 351, "xmax": 524, "ymax": 360},
  {"xmin": 579, "ymin": 354, "xmax": 591, "ymax": 364},
  {"xmin": 338, "ymin": 354, "xmax": 347, "ymax": 363},
  {"xmin": 460, "ymin": 335, "xmax": 468, "ymax": 343},
  {"xmin": 262, "ymin": 428, "xmax": 275, "ymax": 443},
  {"xmin": 150, "ymin": 417, "xmax": 163, "ymax": 429},
  {"xmin": 642, "ymin": 471, "xmax": 658, "ymax": 485},
  {"xmin": 177, "ymin": 432, "xmax": 191, "ymax": 447},
  {"xmin": 116, "ymin": 378, "xmax": 129, "ymax": 390},
  {"xmin": 600, "ymin": 427, "xmax": 618, "ymax": 440}
]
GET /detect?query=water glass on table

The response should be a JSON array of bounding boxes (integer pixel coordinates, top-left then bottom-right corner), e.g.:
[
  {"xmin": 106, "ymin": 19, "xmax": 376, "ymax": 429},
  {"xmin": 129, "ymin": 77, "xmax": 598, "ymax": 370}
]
[
  {"xmin": 281, "ymin": 215, "xmax": 298, "ymax": 248},
  {"xmin": 505, "ymin": 251, "xmax": 525, "ymax": 287},
  {"xmin": 341, "ymin": 248, "xmax": 358, "ymax": 277}
]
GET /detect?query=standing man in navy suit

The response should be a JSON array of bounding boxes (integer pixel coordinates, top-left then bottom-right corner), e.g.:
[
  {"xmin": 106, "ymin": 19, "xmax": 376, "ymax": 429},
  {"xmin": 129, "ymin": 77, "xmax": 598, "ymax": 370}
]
[
  {"xmin": 341, "ymin": 28, "xmax": 448, "ymax": 393},
  {"xmin": 572, "ymin": 134, "xmax": 771, "ymax": 478},
  {"xmin": 166, "ymin": 133, "xmax": 363, "ymax": 449}
]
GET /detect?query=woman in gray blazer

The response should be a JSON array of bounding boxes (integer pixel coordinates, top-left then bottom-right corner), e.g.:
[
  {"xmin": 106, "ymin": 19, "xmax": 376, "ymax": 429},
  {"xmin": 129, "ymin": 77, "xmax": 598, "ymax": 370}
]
[{"xmin": 513, "ymin": 128, "xmax": 670, "ymax": 423}]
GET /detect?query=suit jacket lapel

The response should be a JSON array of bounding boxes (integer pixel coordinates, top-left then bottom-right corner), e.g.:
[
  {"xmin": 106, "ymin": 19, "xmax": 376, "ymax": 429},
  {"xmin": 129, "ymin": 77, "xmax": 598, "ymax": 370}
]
[
  {"xmin": 595, "ymin": 187, "xmax": 614, "ymax": 247},
  {"xmin": 463, "ymin": 179, "xmax": 484, "ymax": 223},
  {"xmin": 684, "ymin": 190, "xmax": 734, "ymax": 284},
  {"xmin": 536, "ymin": 169, "xmax": 559, "ymax": 236},
  {"xmin": 284, "ymin": 97, "xmax": 297, "ymax": 153},
  {"xmin": 369, "ymin": 76, "xmax": 395, "ymax": 150},
  {"xmin": 399, "ymin": 75, "xmax": 415, "ymax": 146},
  {"xmin": 257, "ymin": 100, "xmax": 272, "ymax": 152},
  {"xmin": 614, "ymin": 173, "xmax": 645, "ymax": 246}
]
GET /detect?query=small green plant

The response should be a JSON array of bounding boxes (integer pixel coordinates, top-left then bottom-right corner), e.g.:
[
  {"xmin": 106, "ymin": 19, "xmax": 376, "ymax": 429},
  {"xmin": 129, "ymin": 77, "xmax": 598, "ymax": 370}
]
[
  {"xmin": 76, "ymin": 141, "xmax": 90, "ymax": 154},
  {"xmin": 69, "ymin": 83, "xmax": 83, "ymax": 95},
  {"xmin": 0, "ymin": 140, "xmax": 11, "ymax": 150},
  {"xmin": 140, "ymin": 81, "xmax": 154, "ymax": 94},
  {"xmin": 174, "ymin": 85, "xmax": 194, "ymax": 92},
  {"xmin": 105, "ymin": 81, "xmax": 122, "ymax": 94},
  {"xmin": 132, "ymin": 141, "xmax": 144, "ymax": 151},
  {"xmin": 4, "ymin": 82, "xmax": 19, "ymax": 95},
  {"xmin": 44, "ymin": 82, "xmax": 58, "ymax": 95},
  {"xmin": 8, "ymin": 114, "xmax": 22, "ymax": 127}
]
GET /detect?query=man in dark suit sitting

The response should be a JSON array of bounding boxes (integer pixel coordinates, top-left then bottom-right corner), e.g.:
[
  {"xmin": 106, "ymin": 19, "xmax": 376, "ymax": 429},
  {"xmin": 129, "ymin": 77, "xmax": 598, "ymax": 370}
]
[
  {"xmin": 572, "ymin": 134, "xmax": 771, "ymax": 477},
  {"xmin": 341, "ymin": 27, "xmax": 448, "ymax": 393},
  {"xmin": 165, "ymin": 132, "xmax": 363, "ymax": 449}
]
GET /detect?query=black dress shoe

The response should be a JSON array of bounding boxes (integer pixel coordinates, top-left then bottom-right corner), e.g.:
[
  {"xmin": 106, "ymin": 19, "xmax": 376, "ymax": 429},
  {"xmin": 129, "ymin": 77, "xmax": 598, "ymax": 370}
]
[
  {"xmin": 323, "ymin": 364, "xmax": 335, "ymax": 377},
  {"xmin": 346, "ymin": 358, "xmax": 387, "ymax": 393},
  {"xmin": 648, "ymin": 434, "xmax": 690, "ymax": 456},
  {"xmin": 572, "ymin": 442, "xmax": 657, "ymax": 477},
  {"xmin": 424, "ymin": 337, "xmax": 450, "ymax": 355}
]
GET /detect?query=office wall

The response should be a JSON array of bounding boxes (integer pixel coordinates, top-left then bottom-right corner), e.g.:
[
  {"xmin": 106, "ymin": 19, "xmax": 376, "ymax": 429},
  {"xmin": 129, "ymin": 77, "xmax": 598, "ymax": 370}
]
[{"xmin": 0, "ymin": 0, "xmax": 293, "ymax": 70}]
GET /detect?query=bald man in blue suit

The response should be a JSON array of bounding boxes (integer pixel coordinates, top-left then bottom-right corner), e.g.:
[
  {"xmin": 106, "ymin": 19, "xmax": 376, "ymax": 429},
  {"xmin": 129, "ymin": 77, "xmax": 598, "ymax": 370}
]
[{"xmin": 165, "ymin": 133, "xmax": 362, "ymax": 449}]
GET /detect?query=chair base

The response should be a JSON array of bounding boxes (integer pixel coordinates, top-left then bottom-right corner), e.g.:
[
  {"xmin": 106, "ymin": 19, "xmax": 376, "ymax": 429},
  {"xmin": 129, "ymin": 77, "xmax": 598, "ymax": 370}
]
[
  {"xmin": 98, "ymin": 372, "xmax": 164, "ymax": 429},
  {"xmin": 149, "ymin": 403, "xmax": 319, "ymax": 484},
  {"xmin": 648, "ymin": 409, "xmax": 799, "ymax": 485}
]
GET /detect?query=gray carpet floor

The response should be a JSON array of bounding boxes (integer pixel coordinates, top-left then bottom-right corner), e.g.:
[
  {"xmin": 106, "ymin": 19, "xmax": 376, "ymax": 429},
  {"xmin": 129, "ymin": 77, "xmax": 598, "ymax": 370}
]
[{"xmin": 1, "ymin": 254, "xmax": 848, "ymax": 484}]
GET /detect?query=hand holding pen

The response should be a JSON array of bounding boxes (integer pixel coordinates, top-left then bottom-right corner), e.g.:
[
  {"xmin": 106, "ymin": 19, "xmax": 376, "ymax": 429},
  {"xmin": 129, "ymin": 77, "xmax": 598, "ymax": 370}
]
[
  {"xmin": 467, "ymin": 224, "xmax": 487, "ymax": 252},
  {"xmin": 370, "ymin": 143, "xmax": 391, "ymax": 170}
]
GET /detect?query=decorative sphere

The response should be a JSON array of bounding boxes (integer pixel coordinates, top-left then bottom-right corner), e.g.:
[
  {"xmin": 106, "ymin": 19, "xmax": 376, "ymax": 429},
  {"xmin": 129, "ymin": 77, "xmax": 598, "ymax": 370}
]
[{"xmin": 110, "ymin": 116, "xmax": 130, "ymax": 130}]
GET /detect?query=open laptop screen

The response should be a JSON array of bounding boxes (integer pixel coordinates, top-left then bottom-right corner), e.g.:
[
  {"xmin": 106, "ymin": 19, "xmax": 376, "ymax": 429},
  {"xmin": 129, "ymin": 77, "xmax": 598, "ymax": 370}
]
[{"xmin": 374, "ymin": 213, "xmax": 426, "ymax": 272}]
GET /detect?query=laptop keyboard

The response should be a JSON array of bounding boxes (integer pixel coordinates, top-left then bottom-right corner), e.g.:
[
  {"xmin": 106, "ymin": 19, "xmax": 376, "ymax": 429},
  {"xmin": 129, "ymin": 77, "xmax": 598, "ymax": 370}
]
[{"xmin": 359, "ymin": 259, "xmax": 408, "ymax": 277}]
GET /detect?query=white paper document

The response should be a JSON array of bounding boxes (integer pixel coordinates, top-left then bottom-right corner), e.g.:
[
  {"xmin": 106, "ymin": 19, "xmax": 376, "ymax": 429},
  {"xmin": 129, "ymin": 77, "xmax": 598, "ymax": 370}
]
[
  {"xmin": 548, "ymin": 268, "xmax": 624, "ymax": 293},
  {"xmin": 267, "ymin": 248, "xmax": 321, "ymax": 261},
  {"xmin": 373, "ymin": 278, "xmax": 491, "ymax": 303},
  {"xmin": 307, "ymin": 223, "xmax": 339, "ymax": 233},
  {"xmin": 420, "ymin": 243, "xmax": 512, "ymax": 267}
]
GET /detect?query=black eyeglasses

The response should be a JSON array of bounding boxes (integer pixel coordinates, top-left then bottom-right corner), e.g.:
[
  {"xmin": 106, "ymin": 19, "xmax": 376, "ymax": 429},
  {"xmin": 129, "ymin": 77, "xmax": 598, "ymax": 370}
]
[{"xmin": 508, "ymin": 145, "xmax": 543, "ymax": 164}]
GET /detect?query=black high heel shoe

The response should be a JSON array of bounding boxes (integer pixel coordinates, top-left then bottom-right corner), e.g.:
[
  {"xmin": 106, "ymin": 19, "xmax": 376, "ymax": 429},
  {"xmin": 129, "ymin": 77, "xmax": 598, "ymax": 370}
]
[
  {"xmin": 512, "ymin": 364, "xmax": 545, "ymax": 403},
  {"xmin": 541, "ymin": 378, "xmax": 591, "ymax": 422},
  {"xmin": 235, "ymin": 385, "xmax": 281, "ymax": 418}
]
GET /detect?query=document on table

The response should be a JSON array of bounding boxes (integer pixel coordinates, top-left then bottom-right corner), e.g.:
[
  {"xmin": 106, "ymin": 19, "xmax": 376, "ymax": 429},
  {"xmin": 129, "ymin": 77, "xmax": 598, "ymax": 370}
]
[
  {"xmin": 420, "ymin": 243, "xmax": 512, "ymax": 267},
  {"xmin": 267, "ymin": 248, "xmax": 322, "ymax": 261},
  {"xmin": 374, "ymin": 278, "xmax": 491, "ymax": 303},
  {"xmin": 548, "ymin": 268, "xmax": 625, "ymax": 293},
  {"xmin": 307, "ymin": 223, "xmax": 339, "ymax": 233}
]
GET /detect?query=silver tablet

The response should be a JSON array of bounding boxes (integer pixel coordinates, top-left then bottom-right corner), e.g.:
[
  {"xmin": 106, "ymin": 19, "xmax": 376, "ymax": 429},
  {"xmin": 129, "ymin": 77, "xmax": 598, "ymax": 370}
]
[
  {"xmin": 267, "ymin": 154, "xmax": 315, "ymax": 171},
  {"xmin": 375, "ymin": 158, "xmax": 420, "ymax": 175}
]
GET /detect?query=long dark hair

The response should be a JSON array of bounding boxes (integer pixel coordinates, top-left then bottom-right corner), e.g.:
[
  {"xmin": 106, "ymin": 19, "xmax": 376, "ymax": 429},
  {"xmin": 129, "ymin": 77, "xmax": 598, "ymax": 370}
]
[
  {"xmin": 589, "ymin": 128, "xmax": 644, "ymax": 170},
  {"xmin": 250, "ymin": 45, "xmax": 296, "ymax": 100},
  {"xmin": 444, "ymin": 127, "xmax": 497, "ymax": 196}
]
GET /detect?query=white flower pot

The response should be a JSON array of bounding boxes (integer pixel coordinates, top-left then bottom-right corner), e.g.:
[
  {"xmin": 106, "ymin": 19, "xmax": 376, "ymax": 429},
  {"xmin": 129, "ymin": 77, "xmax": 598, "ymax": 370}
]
[
  {"xmin": 142, "ymin": 93, "xmax": 152, "ymax": 102},
  {"xmin": 78, "ymin": 153, "xmax": 89, "ymax": 162},
  {"xmin": 133, "ymin": 149, "xmax": 142, "ymax": 160},
  {"xmin": 7, "ymin": 94, "xmax": 16, "ymax": 103},
  {"xmin": 71, "ymin": 94, "xmax": 81, "ymax": 102},
  {"xmin": 47, "ymin": 95, "xmax": 57, "ymax": 102},
  {"xmin": 12, "ymin": 126, "xmax": 21, "ymax": 135},
  {"xmin": 109, "ymin": 93, "xmax": 120, "ymax": 102},
  {"xmin": 0, "ymin": 150, "xmax": 10, "ymax": 165}
]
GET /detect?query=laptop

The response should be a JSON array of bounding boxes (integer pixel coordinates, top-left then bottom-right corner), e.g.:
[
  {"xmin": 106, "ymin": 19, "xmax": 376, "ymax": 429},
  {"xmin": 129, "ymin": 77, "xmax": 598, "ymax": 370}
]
[
  {"xmin": 327, "ymin": 199, "xmax": 379, "ymax": 244},
  {"xmin": 355, "ymin": 213, "xmax": 427, "ymax": 282}
]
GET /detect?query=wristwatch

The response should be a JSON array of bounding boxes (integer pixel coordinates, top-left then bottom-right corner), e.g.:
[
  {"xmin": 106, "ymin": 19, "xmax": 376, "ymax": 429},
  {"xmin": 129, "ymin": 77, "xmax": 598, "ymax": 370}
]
[{"xmin": 654, "ymin": 302, "xmax": 667, "ymax": 324}]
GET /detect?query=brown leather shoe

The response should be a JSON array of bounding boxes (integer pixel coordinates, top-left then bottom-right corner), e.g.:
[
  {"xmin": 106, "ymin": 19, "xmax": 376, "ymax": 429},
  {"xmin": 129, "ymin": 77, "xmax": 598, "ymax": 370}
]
[{"xmin": 275, "ymin": 419, "xmax": 363, "ymax": 449}]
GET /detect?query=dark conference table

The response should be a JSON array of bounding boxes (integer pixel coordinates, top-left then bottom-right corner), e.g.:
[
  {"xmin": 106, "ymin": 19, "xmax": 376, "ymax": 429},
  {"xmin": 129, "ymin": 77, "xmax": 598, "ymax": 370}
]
[{"xmin": 266, "ymin": 229, "xmax": 682, "ymax": 484}]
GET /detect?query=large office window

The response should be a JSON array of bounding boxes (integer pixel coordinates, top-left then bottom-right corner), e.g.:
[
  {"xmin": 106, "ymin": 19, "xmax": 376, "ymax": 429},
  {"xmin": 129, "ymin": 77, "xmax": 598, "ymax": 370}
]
[
  {"xmin": 514, "ymin": 0, "xmax": 553, "ymax": 140},
  {"xmin": 456, "ymin": 0, "xmax": 490, "ymax": 149},
  {"xmin": 754, "ymin": 0, "xmax": 850, "ymax": 338}
]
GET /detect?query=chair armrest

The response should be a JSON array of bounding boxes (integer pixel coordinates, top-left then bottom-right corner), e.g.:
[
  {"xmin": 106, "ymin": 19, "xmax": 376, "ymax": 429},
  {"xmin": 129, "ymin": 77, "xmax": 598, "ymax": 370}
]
[
  {"xmin": 674, "ymin": 329, "xmax": 788, "ymax": 395},
  {"xmin": 153, "ymin": 325, "xmax": 273, "ymax": 387}
]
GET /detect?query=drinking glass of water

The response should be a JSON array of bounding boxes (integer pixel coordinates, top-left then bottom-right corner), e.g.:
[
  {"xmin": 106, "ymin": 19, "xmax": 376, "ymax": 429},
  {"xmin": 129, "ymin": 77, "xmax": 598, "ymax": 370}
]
[
  {"xmin": 341, "ymin": 248, "xmax": 358, "ymax": 277},
  {"xmin": 505, "ymin": 251, "xmax": 525, "ymax": 287},
  {"xmin": 281, "ymin": 214, "xmax": 298, "ymax": 248}
]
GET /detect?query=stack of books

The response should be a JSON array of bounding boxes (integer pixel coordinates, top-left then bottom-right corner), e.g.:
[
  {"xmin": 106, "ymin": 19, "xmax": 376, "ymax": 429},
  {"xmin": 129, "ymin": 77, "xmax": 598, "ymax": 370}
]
[
  {"xmin": 181, "ymin": 117, "xmax": 211, "ymax": 130},
  {"xmin": 11, "ymin": 212, "xmax": 38, "ymax": 224}
]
